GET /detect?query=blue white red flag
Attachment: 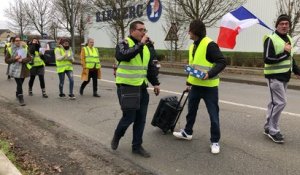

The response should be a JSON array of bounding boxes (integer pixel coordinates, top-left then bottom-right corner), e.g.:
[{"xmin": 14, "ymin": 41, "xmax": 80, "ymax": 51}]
[{"xmin": 217, "ymin": 6, "xmax": 272, "ymax": 49}]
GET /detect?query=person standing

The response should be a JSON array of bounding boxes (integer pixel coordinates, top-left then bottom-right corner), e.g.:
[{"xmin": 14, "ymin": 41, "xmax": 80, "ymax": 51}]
[
  {"xmin": 54, "ymin": 38, "xmax": 76, "ymax": 100},
  {"xmin": 111, "ymin": 21, "xmax": 160, "ymax": 158},
  {"xmin": 172, "ymin": 19, "xmax": 226, "ymax": 154},
  {"xmin": 27, "ymin": 38, "xmax": 48, "ymax": 98},
  {"xmin": 4, "ymin": 37, "xmax": 15, "ymax": 80},
  {"xmin": 79, "ymin": 38, "xmax": 101, "ymax": 97},
  {"xmin": 5, "ymin": 36, "xmax": 32, "ymax": 106},
  {"xmin": 263, "ymin": 14, "xmax": 300, "ymax": 143}
]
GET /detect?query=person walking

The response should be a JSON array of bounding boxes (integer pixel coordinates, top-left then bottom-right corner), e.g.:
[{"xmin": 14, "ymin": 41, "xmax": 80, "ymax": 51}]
[
  {"xmin": 27, "ymin": 38, "xmax": 48, "ymax": 98},
  {"xmin": 111, "ymin": 21, "xmax": 160, "ymax": 158},
  {"xmin": 5, "ymin": 36, "xmax": 32, "ymax": 106},
  {"xmin": 79, "ymin": 38, "xmax": 101, "ymax": 97},
  {"xmin": 263, "ymin": 14, "xmax": 300, "ymax": 143},
  {"xmin": 172, "ymin": 19, "xmax": 226, "ymax": 154},
  {"xmin": 4, "ymin": 37, "xmax": 15, "ymax": 80},
  {"xmin": 54, "ymin": 38, "xmax": 76, "ymax": 100}
]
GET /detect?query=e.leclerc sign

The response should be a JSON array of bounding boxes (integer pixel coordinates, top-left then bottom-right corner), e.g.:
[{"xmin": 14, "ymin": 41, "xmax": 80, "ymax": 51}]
[{"xmin": 96, "ymin": 1, "xmax": 162, "ymax": 23}]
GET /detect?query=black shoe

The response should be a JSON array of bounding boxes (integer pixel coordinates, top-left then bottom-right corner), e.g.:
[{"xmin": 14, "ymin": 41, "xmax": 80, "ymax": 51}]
[
  {"xmin": 268, "ymin": 132, "xmax": 284, "ymax": 143},
  {"xmin": 263, "ymin": 129, "xmax": 269, "ymax": 136},
  {"xmin": 18, "ymin": 94, "xmax": 26, "ymax": 106},
  {"xmin": 132, "ymin": 146, "xmax": 151, "ymax": 158},
  {"xmin": 69, "ymin": 94, "xmax": 76, "ymax": 100},
  {"xmin": 28, "ymin": 90, "xmax": 33, "ymax": 96},
  {"xmin": 111, "ymin": 135, "xmax": 120, "ymax": 150},
  {"xmin": 93, "ymin": 93, "xmax": 100, "ymax": 97},
  {"xmin": 79, "ymin": 87, "xmax": 84, "ymax": 95},
  {"xmin": 59, "ymin": 93, "xmax": 66, "ymax": 98},
  {"xmin": 42, "ymin": 93, "xmax": 48, "ymax": 98}
]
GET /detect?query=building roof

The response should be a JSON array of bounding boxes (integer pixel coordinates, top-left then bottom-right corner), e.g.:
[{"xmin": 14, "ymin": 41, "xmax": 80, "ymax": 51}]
[{"xmin": 0, "ymin": 29, "xmax": 13, "ymax": 35}]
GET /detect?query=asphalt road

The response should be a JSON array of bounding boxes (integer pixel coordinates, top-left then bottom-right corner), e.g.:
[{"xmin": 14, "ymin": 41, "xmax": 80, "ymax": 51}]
[{"xmin": 0, "ymin": 61, "xmax": 300, "ymax": 175}]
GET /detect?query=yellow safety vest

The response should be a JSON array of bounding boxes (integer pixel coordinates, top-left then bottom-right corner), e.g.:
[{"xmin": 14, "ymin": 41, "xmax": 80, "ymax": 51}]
[
  {"xmin": 264, "ymin": 33, "xmax": 293, "ymax": 75},
  {"xmin": 55, "ymin": 47, "xmax": 73, "ymax": 73},
  {"xmin": 187, "ymin": 37, "xmax": 220, "ymax": 87},
  {"xmin": 115, "ymin": 37, "xmax": 150, "ymax": 86},
  {"xmin": 26, "ymin": 51, "xmax": 45, "ymax": 69},
  {"xmin": 7, "ymin": 47, "xmax": 28, "ymax": 58},
  {"xmin": 83, "ymin": 47, "xmax": 101, "ymax": 69}
]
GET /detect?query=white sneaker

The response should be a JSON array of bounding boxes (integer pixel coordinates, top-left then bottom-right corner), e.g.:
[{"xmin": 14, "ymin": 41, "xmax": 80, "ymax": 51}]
[
  {"xmin": 173, "ymin": 129, "xmax": 192, "ymax": 140},
  {"xmin": 210, "ymin": 143, "xmax": 220, "ymax": 154}
]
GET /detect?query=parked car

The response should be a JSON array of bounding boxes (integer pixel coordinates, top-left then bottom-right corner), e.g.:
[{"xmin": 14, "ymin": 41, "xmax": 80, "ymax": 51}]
[
  {"xmin": 0, "ymin": 41, "xmax": 6, "ymax": 48},
  {"xmin": 39, "ymin": 39, "xmax": 56, "ymax": 65}
]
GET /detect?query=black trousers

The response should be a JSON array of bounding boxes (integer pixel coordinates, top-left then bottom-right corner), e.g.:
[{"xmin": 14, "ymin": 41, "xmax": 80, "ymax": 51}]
[
  {"xmin": 28, "ymin": 75, "xmax": 45, "ymax": 89},
  {"xmin": 80, "ymin": 70, "xmax": 98, "ymax": 93},
  {"xmin": 15, "ymin": 78, "xmax": 25, "ymax": 95}
]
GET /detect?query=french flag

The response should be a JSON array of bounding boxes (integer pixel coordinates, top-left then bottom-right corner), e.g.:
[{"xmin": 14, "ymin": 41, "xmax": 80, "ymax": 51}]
[{"xmin": 217, "ymin": 6, "xmax": 272, "ymax": 49}]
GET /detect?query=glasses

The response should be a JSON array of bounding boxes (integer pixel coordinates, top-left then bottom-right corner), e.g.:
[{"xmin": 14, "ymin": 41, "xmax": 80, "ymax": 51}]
[
  {"xmin": 15, "ymin": 40, "xmax": 20, "ymax": 42},
  {"xmin": 136, "ymin": 28, "xmax": 148, "ymax": 33}
]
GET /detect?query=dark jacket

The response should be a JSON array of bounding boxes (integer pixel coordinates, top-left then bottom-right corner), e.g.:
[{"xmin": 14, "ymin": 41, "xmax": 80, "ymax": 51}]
[
  {"xmin": 263, "ymin": 31, "xmax": 300, "ymax": 82},
  {"xmin": 115, "ymin": 36, "xmax": 160, "ymax": 87},
  {"xmin": 187, "ymin": 37, "xmax": 226, "ymax": 85},
  {"xmin": 5, "ymin": 42, "xmax": 32, "ymax": 78}
]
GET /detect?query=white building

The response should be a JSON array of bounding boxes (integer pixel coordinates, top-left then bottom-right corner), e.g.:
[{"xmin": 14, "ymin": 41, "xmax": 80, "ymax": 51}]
[{"xmin": 87, "ymin": 0, "xmax": 277, "ymax": 52}]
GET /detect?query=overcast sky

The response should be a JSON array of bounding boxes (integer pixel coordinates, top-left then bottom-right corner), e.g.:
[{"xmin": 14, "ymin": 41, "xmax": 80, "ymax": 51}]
[{"xmin": 0, "ymin": 0, "xmax": 11, "ymax": 29}]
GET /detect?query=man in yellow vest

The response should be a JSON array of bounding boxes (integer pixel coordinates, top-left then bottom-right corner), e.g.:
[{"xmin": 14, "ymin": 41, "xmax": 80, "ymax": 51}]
[
  {"xmin": 4, "ymin": 37, "xmax": 14, "ymax": 80},
  {"xmin": 79, "ymin": 38, "xmax": 101, "ymax": 97},
  {"xmin": 263, "ymin": 14, "xmax": 300, "ymax": 144},
  {"xmin": 27, "ymin": 38, "xmax": 48, "ymax": 98},
  {"xmin": 55, "ymin": 38, "xmax": 75, "ymax": 100},
  {"xmin": 111, "ymin": 21, "xmax": 160, "ymax": 158},
  {"xmin": 173, "ymin": 19, "xmax": 226, "ymax": 154}
]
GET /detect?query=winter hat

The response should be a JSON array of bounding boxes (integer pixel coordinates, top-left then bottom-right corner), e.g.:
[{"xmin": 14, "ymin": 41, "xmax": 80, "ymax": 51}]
[{"xmin": 275, "ymin": 14, "xmax": 291, "ymax": 27}]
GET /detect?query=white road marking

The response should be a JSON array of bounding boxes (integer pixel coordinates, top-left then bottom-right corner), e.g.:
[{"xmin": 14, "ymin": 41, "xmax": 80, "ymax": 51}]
[{"xmin": 1, "ymin": 63, "xmax": 299, "ymax": 118}]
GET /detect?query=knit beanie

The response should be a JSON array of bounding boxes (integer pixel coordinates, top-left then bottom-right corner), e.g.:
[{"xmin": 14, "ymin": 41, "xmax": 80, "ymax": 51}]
[{"xmin": 275, "ymin": 14, "xmax": 291, "ymax": 27}]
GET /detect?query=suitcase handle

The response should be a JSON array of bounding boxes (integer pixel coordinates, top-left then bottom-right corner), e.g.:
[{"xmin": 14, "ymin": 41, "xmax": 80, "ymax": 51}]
[{"xmin": 176, "ymin": 89, "xmax": 189, "ymax": 110}]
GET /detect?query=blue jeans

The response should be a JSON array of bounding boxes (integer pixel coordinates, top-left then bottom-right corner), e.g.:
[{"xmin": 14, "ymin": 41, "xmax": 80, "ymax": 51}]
[
  {"xmin": 114, "ymin": 86, "xmax": 149, "ymax": 150},
  {"xmin": 184, "ymin": 86, "xmax": 220, "ymax": 143},
  {"xmin": 58, "ymin": 70, "xmax": 74, "ymax": 95}
]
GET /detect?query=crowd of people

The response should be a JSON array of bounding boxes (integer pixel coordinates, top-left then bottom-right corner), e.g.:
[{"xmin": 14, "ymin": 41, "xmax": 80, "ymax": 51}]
[
  {"xmin": 4, "ymin": 36, "xmax": 102, "ymax": 105},
  {"xmin": 3, "ymin": 14, "xmax": 299, "ymax": 159}
]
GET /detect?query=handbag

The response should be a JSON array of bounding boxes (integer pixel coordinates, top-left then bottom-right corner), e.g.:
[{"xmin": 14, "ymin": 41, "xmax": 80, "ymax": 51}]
[{"xmin": 120, "ymin": 86, "xmax": 140, "ymax": 111}]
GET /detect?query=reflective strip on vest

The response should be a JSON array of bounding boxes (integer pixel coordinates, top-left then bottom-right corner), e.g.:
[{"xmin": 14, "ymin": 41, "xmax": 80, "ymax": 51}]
[
  {"xmin": 55, "ymin": 47, "xmax": 73, "ymax": 73},
  {"xmin": 83, "ymin": 47, "xmax": 101, "ymax": 69},
  {"xmin": 117, "ymin": 65, "xmax": 148, "ymax": 70},
  {"xmin": 115, "ymin": 37, "xmax": 150, "ymax": 86},
  {"xmin": 187, "ymin": 37, "xmax": 220, "ymax": 87},
  {"xmin": 263, "ymin": 33, "xmax": 292, "ymax": 75}
]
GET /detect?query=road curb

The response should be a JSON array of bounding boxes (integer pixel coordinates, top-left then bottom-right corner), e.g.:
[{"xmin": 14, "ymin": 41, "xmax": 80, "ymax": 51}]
[{"xmin": 0, "ymin": 150, "xmax": 22, "ymax": 175}]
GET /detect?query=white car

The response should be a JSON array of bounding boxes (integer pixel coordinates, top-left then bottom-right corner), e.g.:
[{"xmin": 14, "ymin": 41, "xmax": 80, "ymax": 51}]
[{"xmin": 0, "ymin": 41, "xmax": 6, "ymax": 48}]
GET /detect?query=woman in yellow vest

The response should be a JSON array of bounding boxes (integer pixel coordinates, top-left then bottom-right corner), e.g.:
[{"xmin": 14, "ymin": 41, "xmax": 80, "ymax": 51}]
[
  {"xmin": 172, "ymin": 20, "xmax": 226, "ymax": 154},
  {"xmin": 27, "ymin": 38, "xmax": 48, "ymax": 98},
  {"xmin": 4, "ymin": 37, "xmax": 15, "ymax": 80},
  {"xmin": 5, "ymin": 36, "xmax": 32, "ymax": 106},
  {"xmin": 54, "ymin": 38, "xmax": 75, "ymax": 100},
  {"xmin": 79, "ymin": 38, "xmax": 101, "ymax": 97}
]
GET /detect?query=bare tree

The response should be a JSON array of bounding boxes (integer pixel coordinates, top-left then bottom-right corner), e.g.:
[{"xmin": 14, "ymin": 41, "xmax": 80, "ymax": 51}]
[
  {"xmin": 52, "ymin": 0, "xmax": 85, "ymax": 50},
  {"xmin": 5, "ymin": 0, "xmax": 30, "ymax": 38},
  {"xmin": 76, "ymin": 2, "xmax": 92, "ymax": 45},
  {"xmin": 91, "ymin": 0, "xmax": 145, "ymax": 44},
  {"xmin": 172, "ymin": 0, "xmax": 246, "ymax": 27},
  {"xmin": 23, "ymin": 0, "xmax": 53, "ymax": 38},
  {"xmin": 276, "ymin": 0, "xmax": 300, "ymax": 43}
]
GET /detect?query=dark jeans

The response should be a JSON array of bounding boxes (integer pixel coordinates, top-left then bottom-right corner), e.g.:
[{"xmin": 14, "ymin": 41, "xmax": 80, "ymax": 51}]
[
  {"xmin": 114, "ymin": 86, "xmax": 149, "ymax": 150},
  {"xmin": 58, "ymin": 70, "xmax": 74, "ymax": 95},
  {"xmin": 28, "ymin": 75, "xmax": 45, "ymax": 90},
  {"xmin": 15, "ymin": 78, "xmax": 25, "ymax": 95},
  {"xmin": 80, "ymin": 70, "xmax": 98, "ymax": 93},
  {"xmin": 184, "ymin": 86, "xmax": 220, "ymax": 143}
]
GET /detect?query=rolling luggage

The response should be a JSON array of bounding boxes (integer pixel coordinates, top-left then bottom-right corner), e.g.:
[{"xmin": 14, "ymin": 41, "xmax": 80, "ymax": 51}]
[{"xmin": 151, "ymin": 90, "xmax": 189, "ymax": 133}]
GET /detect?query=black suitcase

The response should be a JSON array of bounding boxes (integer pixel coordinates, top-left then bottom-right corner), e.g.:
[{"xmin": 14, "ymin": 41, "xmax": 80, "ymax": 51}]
[{"xmin": 151, "ymin": 90, "xmax": 189, "ymax": 133}]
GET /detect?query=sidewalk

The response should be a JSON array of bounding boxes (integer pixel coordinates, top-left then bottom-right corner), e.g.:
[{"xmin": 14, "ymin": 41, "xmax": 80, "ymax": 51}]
[
  {"xmin": 0, "ymin": 150, "xmax": 22, "ymax": 175},
  {"xmin": 100, "ymin": 61, "xmax": 300, "ymax": 90}
]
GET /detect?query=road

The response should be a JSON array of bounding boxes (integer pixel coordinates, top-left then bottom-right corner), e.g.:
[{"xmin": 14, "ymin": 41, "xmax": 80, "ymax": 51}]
[{"xmin": 0, "ymin": 60, "xmax": 300, "ymax": 175}]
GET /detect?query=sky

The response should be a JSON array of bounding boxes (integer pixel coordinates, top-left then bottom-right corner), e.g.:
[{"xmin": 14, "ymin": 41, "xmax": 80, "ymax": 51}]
[{"xmin": 0, "ymin": 0, "xmax": 11, "ymax": 29}]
